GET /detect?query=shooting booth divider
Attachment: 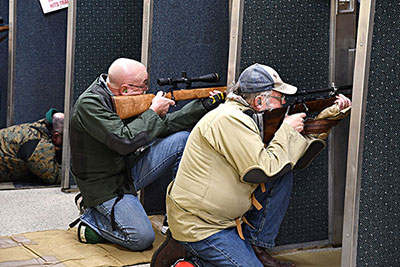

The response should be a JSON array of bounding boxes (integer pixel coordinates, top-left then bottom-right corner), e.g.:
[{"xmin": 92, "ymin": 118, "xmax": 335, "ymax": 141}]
[
  {"xmin": 6, "ymin": 0, "xmax": 66, "ymax": 126},
  {"xmin": 342, "ymin": 0, "xmax": 400, "ymax": 266},
  {"xmin": 236, "ymin": 0, "xmax": 334, "ymax": 249},
  {"xmin": 1, "ymin": 0, "xmax": 67, "ymax": 188},
  {"xmin": 62, "ymin": 0, "xmax": 143, "ymax": 189},
  {"xmin": 328, "ymin": 0, "xmax": 357, "ymax": 246},
  {"xmin": 141, "ymin": 0, "xmax": 230, "ymax": 214}
]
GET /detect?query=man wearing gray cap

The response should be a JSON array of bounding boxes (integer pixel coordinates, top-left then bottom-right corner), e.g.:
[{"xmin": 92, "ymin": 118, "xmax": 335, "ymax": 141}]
[{"xmin": 156, "ymin": 63, "xmax": 351, "ymax": 267}]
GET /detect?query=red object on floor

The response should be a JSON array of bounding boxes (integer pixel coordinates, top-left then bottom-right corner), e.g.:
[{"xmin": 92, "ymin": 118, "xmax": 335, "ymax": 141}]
[{"xmin": 173, "ymin": 259, "xmax": 196, "ymax": 267}]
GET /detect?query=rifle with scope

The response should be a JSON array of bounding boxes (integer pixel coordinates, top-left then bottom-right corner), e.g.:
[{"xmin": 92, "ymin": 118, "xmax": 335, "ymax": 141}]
[
  {"xmin": 262, "ymin": 84, "xmax": 352, "ymax": 144},
  {"xmin": 112, "ymin": 72, "xmax": 225, "ymax": 119}
]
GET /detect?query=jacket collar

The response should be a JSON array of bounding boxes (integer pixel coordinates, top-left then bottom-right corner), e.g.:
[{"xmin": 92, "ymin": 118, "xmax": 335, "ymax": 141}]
[{"xmin": 98, "ymin": 74, "xmax": 114, "ymax": 96}]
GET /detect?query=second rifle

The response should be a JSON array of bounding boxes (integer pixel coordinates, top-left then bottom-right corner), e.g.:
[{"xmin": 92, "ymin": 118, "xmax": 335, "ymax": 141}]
[{"xmin": 262, "ymin": 84, "xmax": 352, "ymax": 144}]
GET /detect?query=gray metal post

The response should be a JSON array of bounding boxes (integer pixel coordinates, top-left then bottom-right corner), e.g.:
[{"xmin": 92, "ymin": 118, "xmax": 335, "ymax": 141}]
[
  {"xmin": 139, "ymin": 0, "xmax": 153, "ymax": 202},
  {"xmin": 227, "ymin": 0, "xmax": 243, "ymax": 86},
  {"xmin": 341, "ymin": 0, "xmax": 376, "ymax": 266},
  {"xmin": 328, "ymin": 0, "xmax": 357, "ymax": 245},
  {"xmin": 7, "ymin": 0, "xmax": 16, "ymax": 127},
  {"xmin": 61, "ymin": 0, "xmax": 77, "ymax": 191},
  {"xmin": 141, "ymin": 0, "xmax": 153, "ymax": 69}
]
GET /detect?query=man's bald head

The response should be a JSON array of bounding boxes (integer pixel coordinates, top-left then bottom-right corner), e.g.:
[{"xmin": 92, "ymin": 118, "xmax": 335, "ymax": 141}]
[{"xmin": 107, "ymin": 58, "xmax": 148, "ymax": 95}]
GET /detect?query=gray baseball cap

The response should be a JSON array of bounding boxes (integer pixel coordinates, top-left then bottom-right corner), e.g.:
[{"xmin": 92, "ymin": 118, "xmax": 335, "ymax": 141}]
[{"xmin": 238, "ymin": 63, "xmax": 297, "ymax": 95}]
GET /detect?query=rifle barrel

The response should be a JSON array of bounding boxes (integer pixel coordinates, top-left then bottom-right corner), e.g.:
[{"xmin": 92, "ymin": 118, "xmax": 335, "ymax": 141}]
[{"xmin": 295, "ymin": 85, "xmax": 352, "ymax": 96}]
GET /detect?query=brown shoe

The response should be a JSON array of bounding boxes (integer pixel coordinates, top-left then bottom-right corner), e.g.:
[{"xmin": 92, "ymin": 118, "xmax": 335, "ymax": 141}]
[
  {"xmin": 151, "ymin": 229, "xmax": 187, "ymax": 267},
  {"xmin": 252, "ymin": 245, "xmax": 295, "ymax": 267}
]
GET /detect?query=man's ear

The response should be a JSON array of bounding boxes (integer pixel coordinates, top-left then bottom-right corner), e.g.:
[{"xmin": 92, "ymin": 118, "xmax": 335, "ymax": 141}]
[
  {"xmin": 254, "ymin": 95, "xmax": 263, "ymax": 110},
  {"xmin": 120, "ymin": 85, "xmax": 130, "ymax": 96},
  {"xmin": 51, "ymin": 132, "xmax": 63, "ymax": 147}
]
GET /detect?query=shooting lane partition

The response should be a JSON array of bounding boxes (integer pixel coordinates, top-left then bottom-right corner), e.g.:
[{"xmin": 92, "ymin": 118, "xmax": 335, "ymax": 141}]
[
  {"xmin": 142, "ymin": 0, "xmax": 230, "ymax": 214},
  {"xmin": 0, "ymin": 1, "xmax": 9, "ymax": 128},
  {"xmin": 71, "ymin": 1, "xmax": 143, "ymax": 103},
  {"xmin": 62, "ymin": 0, "xmax": 143, "ymax": 189},
  {"xmin": 7, "ymin": 1, "xmax": 66, "ymax": 126},
  {"xmin": 342, "ymin": 0, "xmax": 400, "ymax": 266},
  {"xmin": 147, "ymin": 1, "xmax": 229, "ymax": 109},
  {"xmin": 238, "ymin": 0, "xmax": 332, "ymax": 248},
  {"xmin": 356, "ymin": 0, "xmax": 400, "ymax": 264}
]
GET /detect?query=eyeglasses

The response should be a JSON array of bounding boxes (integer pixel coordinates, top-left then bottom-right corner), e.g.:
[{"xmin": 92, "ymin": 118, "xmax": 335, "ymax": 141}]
[
  {"xmin": 122, "ymin": 80, "xmax": 149, "ymax": 90},
  {"xmin": 124, "ymin": 83, "xmax": 148, "ymax": 90},
  {"xmin": 269, "ymin": 95, "xmax": 285, "ymax": 104}
]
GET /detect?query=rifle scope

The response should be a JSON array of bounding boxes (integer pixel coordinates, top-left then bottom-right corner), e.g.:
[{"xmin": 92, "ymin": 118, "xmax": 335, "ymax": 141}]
[{"xmin": 157, "ymin": 72, "xmax": 220, "ymax": 87}]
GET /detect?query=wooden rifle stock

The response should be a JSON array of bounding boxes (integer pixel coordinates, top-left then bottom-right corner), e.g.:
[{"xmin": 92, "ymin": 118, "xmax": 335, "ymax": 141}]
[
  {"xmin": 263, "ymin": 94, "xmax": 351, "ymax": 144},
  {"xmin": 113, "ymin": 86, "xmax": 227, "ymax": 119},
  {"xmin": 0, "ymin": 26, "xmax": 8, "ymax": 44},
  {"xmin": 0, "ymin": 26, "xmax": 9, "ymax": 32}
]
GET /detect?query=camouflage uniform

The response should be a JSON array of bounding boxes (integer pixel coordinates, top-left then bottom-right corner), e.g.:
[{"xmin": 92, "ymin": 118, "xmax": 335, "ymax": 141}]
[{"xmin": 0, "ymin": 119, "xmax": 61, "ymax": 184}]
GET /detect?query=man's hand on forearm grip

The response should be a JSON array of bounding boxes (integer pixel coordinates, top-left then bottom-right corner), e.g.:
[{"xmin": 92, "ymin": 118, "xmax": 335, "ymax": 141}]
[{"xmin": 202, "ymin": 91, "xmax": 225, "ymax": 111}]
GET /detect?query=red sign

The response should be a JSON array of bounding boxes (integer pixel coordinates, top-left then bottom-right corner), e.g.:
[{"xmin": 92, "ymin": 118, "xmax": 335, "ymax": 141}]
[{"xmin": 39, "ymin": 0, "xmax": 69, "ymax": 14}]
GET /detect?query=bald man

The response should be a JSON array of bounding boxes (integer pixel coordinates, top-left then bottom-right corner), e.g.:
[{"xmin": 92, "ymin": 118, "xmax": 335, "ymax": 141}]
[
  {"xmin": 0, "ymin": 108, "xmax": 64, "ymax": 184},
  {"xmin": 70, "ymin": 58, "xmax": 224, "ymax": 251}
]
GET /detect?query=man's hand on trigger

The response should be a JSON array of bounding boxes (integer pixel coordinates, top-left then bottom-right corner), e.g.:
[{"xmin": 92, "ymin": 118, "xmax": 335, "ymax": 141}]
[
  {"xmin": 334, "ymin": 94, "xmax": 352, "ymax": 110},
  {"xmin": 150, "ymin": 91, "xmax": 175, "ymax": 117},
  {"xmin": 283, "ymin": 113, "xmax": 306, "ymax": 133}
]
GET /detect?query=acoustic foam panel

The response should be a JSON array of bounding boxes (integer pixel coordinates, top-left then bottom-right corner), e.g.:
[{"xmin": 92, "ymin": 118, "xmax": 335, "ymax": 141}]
[
  {"xmin": 241, "ymin": 0, "xmax": 331, "ymax": 245},
  {"xmin": 356, "ymin": 1, "xmax": 400, "ymax": 265}
]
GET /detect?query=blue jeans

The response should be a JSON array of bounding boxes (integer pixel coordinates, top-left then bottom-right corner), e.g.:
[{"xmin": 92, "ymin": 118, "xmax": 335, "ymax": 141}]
[
  {"xmin": 80, "ymin": 131, "xmax": 190, "ymax": 251},
  {"xmin": 182, "ymin": 172, "xmax": 293, "ymax": 266}
]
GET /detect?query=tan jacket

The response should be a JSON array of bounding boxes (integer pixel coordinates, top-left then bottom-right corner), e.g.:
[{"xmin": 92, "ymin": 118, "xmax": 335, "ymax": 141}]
[{"xmin": 167, "ymin": 100, "xmax": 318, "ymax": 242}]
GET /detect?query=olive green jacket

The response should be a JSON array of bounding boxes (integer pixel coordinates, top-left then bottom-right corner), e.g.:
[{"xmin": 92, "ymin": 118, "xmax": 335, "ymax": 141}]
[{"xmin": 70, "ymin": 75, "xmax": 208, "ymax": 208}]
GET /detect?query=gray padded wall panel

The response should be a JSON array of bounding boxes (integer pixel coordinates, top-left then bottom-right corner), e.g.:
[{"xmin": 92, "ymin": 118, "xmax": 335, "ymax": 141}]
[
  {"xmin": 143, "ymin": 0, "xmax": 229, "ymax": 214},
  {"xmin": 241, "ymin": 0, "xmax": 330, "ymax": 245},
  {"xmin": 73, "ymin": 1, "xmax": 142, "ymax": 101},
  {"xmin": 13, "ymin": 2, "xmax": 66, "ymax": 124},
  {"xmin": 0, "ymin": 2, "xmax": 8, "ymax": 128},
  {"xmin": 148, "ymin": 0, "xmax": 229, "ymax": 112},
  {"xmin": 356, "ymin": 1, "xmax": 400, "ymax": 266}
]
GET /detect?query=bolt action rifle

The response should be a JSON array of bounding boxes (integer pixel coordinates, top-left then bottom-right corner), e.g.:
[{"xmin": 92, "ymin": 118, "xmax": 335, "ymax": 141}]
[
  {"xmin": 262, "ymin": 84, "xmax": 352, "ymax": 144},
  {"xmin": 112, "ymin": 72, "xmax": 226, "ymax": 119}
]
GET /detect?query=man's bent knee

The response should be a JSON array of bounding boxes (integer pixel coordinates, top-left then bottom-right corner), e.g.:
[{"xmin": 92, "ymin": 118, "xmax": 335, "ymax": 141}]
[{"xmin": 125, "ymin": 227, "xmax": 155, "ymax": 251}]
